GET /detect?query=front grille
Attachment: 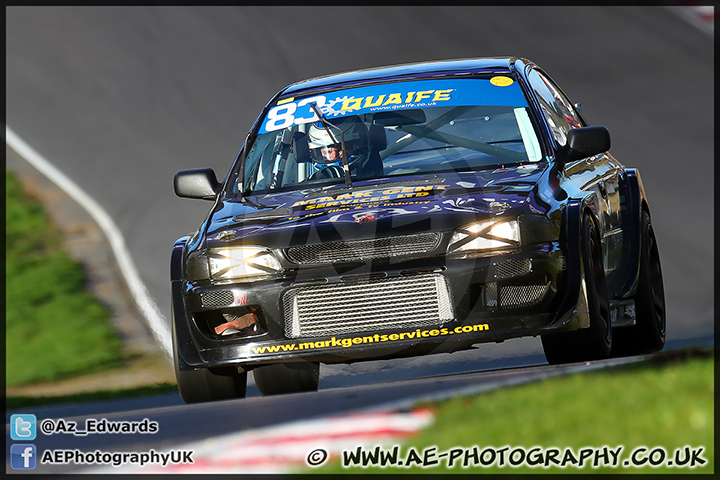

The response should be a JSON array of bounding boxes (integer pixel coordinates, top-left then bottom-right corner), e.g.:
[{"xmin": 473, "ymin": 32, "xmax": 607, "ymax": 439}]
[
  {"xmin": 285, "ymin": 233, "xmax": 441, "ymax": 264},
  {"xmin": 499, "ymin": 283, "xmax": 550, "ymax": 308},
  {"xmin": 495, "ymin": 258, "xmax": 532, "ymax": 279},
  {"xmin": 200, "ymin": 290, "xmax": 234, "ymax": 308},
  {"xmin": 485, "ymin": 281, "xmax": 550, "ymax": 309},
  {"xmin": 283, "ymin": 274, "xmax": 453, "ymax": 338}
]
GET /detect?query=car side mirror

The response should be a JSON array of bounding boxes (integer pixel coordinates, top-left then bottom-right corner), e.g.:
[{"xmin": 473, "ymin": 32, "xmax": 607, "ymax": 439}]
[
  {"xmin": 174, "ymin": 168, "xmax": 220, "ymax": 200},
  {"xmin": 563, "ymin": 126, "xmax": 611, "ymax": 163}
]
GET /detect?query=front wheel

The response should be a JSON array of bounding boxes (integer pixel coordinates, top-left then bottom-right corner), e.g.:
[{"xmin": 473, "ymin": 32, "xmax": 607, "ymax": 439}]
[
  {"xmin": 253, "ymin": 362, "xmax": 320, "ymax": 395},
  {"xmin": 172, "ymin": 306, "xmax": 247, "ymax": 403},
  {"xmin": 542, "ymin": 213, "xmax": 612, "ymax": 364},
  {"xmin": 175, "ymin": 365, "xmax": 248, "ymax": 404}
]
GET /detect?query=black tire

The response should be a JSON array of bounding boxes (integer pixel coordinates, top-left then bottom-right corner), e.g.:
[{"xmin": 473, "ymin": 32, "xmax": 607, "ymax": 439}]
[
  {"xmin": 253, "ymin": 362, "xmax": 320, "ymax": 395},
  {"xmin": 542, "ymin": 213, "xmax": 612, "ymax": 364},
  {"xmin": 612, "ymin": 210, "xmax": 666, "ymax": 356},
  {"xmin": 175, "ymin": 364, "xmax": 248, "ymax": 404},
  {"xmin": 172, "ymin": 307, "xmax": 247, "ymax": 403}
]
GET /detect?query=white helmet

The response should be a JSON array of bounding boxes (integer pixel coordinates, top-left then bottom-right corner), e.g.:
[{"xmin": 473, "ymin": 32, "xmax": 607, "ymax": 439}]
[{"xmin": 307, "ymin": 117, "xmax": 369, "ymax": 163}]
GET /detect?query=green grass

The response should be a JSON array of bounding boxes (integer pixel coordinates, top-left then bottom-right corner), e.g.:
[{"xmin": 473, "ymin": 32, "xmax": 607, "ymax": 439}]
[
  {"xmin": 315, "ymin": 352, "xmax": 714, "ymax": 474},
  {"xmin": 6, "ymin": 170, "xmax": 124, "ymax": 387}
]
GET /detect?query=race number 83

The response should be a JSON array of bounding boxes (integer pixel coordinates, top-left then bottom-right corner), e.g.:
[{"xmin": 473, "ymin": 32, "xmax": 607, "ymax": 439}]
[{"xmin": 264, "ymin": 96, "xmax": 326, "ymax": 132}]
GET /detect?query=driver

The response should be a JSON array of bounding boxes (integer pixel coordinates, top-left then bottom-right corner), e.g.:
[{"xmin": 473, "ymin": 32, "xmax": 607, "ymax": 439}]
[{"xmin": 307, "ymin": 117, "xmax": 380, "ymax": 180}]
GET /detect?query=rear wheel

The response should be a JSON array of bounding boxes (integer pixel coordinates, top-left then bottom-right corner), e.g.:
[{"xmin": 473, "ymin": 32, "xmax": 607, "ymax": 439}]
[
  {"xmin": 612, "ymin": 210, "xmax": 666, "ymax": 356},
  {"xmin": 542, "ymin": 213, "xmax": 612, "ymax": 364},
  {"xmin": 253, "ymin": 362, "xmax": 320, "ymax": 395}
]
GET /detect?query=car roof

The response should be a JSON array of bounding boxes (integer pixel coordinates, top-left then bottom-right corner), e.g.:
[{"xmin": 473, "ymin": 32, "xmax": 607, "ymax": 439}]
[{"xmin": 282, "ymin": 56, "xmax": 526, "ymax": 96}]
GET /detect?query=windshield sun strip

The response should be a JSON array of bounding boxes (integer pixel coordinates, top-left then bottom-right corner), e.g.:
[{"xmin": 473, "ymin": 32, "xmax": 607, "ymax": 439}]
[{"xmin": 514, "ymin": 107, "xmax": 542, "ymax": 162}]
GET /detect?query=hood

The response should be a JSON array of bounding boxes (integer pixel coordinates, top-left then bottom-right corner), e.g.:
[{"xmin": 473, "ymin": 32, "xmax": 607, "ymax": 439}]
[{"xmin": 204, "ymin": 164, "xmax": 548, "ymax": 249}]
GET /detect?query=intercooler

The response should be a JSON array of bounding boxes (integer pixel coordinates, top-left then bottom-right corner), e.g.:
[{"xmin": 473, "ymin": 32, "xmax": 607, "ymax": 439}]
[{"xmin": 283, "ymin": 273, "xmax": 453, "ymax": 338}]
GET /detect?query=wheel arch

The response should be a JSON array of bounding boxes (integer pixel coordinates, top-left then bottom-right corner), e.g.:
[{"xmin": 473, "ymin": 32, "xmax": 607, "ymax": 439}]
[
  {"xmin": 613, "ymin": 168, "xmax": 649, "ymax": 299},
  {"xmin": 170, "ymin": 236, "xmax": 205, "ymax": 368},
  {"xmin": 171, "ymin": 235, "xmax": 190, "ymax": 282},
  {"xmin": 552, "ymin": 192, "xmax": 602, "ymax": 330}
]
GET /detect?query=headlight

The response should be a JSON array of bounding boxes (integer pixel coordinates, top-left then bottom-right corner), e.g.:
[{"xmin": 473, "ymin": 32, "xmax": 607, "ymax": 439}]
[
  {"xmin": 207, "ymin": 246, "xmax": 281, "ymax": 282},
  {"xmin": 448, "ymin": 219, "xmax": 520, "ymax": 253}
]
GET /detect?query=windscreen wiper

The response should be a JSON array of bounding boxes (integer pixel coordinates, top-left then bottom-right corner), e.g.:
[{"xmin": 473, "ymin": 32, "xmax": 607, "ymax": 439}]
[{"xmin": 309, "ymin": 103, "xmax": 352, "ymax": 188}]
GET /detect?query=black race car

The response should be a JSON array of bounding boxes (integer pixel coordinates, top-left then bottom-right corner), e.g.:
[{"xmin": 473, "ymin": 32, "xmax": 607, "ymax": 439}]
[{"xmin": 171, "ymin": 57, "xmax": 665, "ymax": 403}]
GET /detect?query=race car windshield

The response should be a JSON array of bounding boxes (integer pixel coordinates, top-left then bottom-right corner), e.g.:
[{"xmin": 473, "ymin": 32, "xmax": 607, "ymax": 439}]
[{"xmin": 237, "ymin": 77, "xmax": 543, "ymax": 196}]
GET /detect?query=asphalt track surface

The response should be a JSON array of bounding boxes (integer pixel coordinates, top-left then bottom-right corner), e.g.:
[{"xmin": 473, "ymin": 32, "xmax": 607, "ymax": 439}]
[{"xmin": 5, "ymin": 6, "xmax": 714, "ymax": 471}]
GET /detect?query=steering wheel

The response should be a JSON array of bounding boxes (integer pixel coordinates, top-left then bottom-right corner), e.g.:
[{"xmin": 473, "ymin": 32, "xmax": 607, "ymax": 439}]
[{"xmin": 309, "ymin": 165, "xmax": 344, "ymax": 181}]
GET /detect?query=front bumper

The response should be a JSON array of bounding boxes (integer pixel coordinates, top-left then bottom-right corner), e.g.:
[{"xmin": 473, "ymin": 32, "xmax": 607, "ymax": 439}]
[{"xmin": 173, "ymin": 242, "xmax": 578, "ymax": 369}]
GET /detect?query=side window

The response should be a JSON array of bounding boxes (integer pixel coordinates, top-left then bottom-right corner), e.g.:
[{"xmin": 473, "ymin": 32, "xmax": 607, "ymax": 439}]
[{"xmin": 527, "ymin": 69, "xmax": 584, "ymax": 146}]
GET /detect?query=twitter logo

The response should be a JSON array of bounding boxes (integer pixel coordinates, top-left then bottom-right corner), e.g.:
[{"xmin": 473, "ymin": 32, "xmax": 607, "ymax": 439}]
[{"xmin": 10, "ymin": 414, "xmax": 37, "ymax": 441}]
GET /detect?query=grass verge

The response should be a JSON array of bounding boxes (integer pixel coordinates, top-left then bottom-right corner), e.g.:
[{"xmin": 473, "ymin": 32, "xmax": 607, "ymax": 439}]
[
  {"xmin": 6, "ymin": 169, "xmax": 124, "ymax": 387},
  {"xmin": 6, "ymin": 352, "xmax": 177, "ymax": 410},
  {"xmin": 315, "ymin": 350, "xmax": 714, "ymax": 474}
]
